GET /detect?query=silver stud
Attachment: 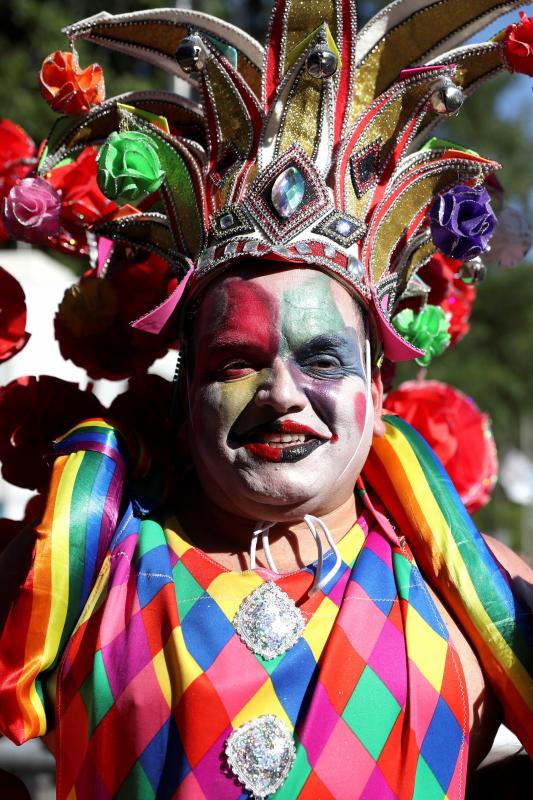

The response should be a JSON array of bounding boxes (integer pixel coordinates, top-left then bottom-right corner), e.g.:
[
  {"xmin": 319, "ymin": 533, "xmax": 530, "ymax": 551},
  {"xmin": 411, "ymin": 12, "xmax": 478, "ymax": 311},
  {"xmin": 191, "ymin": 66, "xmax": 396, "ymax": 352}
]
[
  {"xmin": 306, "ymin": 47, "xmax": 338, "ymax": 79},
  {"xmin": 459, "ymin": 257, "xmax": 487, "ymax": 284},
  {"xmin": 430, "ymin": 82, "xmax": 465, "ymax": 116},
  {"xmin": 175, "ymin": 34, "xmax": 207, "ymax": 74}
]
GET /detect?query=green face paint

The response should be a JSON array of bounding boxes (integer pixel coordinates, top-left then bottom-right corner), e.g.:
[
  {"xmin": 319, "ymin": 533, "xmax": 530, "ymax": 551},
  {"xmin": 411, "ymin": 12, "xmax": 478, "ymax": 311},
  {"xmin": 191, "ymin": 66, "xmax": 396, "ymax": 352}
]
[{"xmin": 280, "ymin": 273, "xmax": 346, "ymax": 352}]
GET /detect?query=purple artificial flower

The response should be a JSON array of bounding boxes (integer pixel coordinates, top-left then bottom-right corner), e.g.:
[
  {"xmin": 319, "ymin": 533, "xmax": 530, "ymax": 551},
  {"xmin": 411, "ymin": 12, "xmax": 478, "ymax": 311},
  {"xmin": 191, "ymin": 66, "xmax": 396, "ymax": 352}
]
[
  {"xmin": 3, "ymin": 176, "xmax": 61, "ymax": 244},
  {"xmin": 430, "ymin": 184, "xmax": 497, "ymax": 261}
]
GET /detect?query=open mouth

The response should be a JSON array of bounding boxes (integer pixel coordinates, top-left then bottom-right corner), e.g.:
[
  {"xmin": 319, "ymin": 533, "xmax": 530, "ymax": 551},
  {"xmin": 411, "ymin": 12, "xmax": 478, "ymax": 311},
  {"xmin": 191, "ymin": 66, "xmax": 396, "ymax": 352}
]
[{"xmin": 234, "ymin": 420, "xmax": 329, "ymax": 463}]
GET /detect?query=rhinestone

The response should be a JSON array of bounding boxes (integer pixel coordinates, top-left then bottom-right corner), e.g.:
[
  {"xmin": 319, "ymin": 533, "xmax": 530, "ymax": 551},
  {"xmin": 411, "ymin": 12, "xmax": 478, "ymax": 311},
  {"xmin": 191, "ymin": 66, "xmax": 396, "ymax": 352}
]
[
  {"xmin": 347, "ymin": 256, "xmax": 364, "ymax": 279},
  {"xmin": 219, "ymin": 212, "xmax": 235, "ymax": 230},
  {"xmin": 295, "ymin": 241, "xmax": 312, "ymax": 255},
  {"xmin": 272, "ymin": 245, "xmax": 291, "ymax": 258},
  {"xmin": 334, "ymin": 218, "xmax": 355, "ymax": 237},
  {"xmin": 243, "ymin": 240, "xmax": 258, "ymax": 252},
  {"xmin": 271, "ymin": 166, "xmax": 305, "ymax": 219},
  {"xmin": 197, "ymin": 250, "xmax": 209, "ymax": 267},
  {"xmin": 175, "ymin": 34, "xmax": 207, "ymax": 74},
  {"xmin": 233, "ymin": 581, "xmax": 305, "ymax": 659},
  {"xmin": 225, "ymin": 715, "xmax": 296, "ymax": 800},
  {"xmin": 224, "ymin": 241, "xmax": 238, "ymax": 256},
  {"xmin": 324, "ymin": 244, "xmax": 337, "ymax": 259}
]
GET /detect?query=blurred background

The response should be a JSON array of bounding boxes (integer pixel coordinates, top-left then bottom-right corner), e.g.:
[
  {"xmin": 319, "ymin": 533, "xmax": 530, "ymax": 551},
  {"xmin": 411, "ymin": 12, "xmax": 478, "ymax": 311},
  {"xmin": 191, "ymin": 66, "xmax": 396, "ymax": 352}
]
[{"xmin": 0, "ymin": 0, "xmax": 532, "ymax": 796}]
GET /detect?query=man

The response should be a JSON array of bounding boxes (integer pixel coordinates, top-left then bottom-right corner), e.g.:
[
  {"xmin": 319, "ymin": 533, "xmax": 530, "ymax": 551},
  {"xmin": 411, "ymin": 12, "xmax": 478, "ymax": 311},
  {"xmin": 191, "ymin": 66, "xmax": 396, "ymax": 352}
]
[{"xmin": 0, "ymin": 1, "xmax": 532, "ymax": 797}]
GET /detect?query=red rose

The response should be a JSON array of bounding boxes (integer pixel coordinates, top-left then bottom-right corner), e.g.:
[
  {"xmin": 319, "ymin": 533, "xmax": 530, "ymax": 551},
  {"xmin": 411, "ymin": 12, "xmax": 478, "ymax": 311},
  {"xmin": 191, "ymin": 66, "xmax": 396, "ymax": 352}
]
[
  {"xmin": 40, "ymin": 51, "xmax": 105, "ymax": 115},
  {"xmin": 418, "ymin": 252, "xmax": 462, "ymax": 306},
  {"xmin": 0, "ymin": 119, "xmax": 37, "ymax": 243},
  {"xmin": 109, "ymin": 373, "xmax": 181, "ymax": 475},
  {"xmin": 503, "ymin": 12, "xmax": 533, "ymax": 76},
  {"xmin": 44, "ymin": 147, "xmax": 117, "ymax": 257},
  {"xmin": 47, "ymin": 147, "xmax": 116, "ymax": 228},
  {"xmin": 0, "ymin": 494, "xmax": 45, "ymax": 554},
  {"xmin": 384, "ymin": 380, "xmax": 498, "ymax": 513},
  {"xmin": 55, "ymin": 254, "xmax": 177, "ymax": 380},
  {"xmin": 0, "ymin": 376, "xmax": 103, "ymax": 491},
  {"xmin": 0, "ymin": 266, "xmax": 30, "ymax": 363},
  {"xmin": 441, "ymin": 278, "xmax": 476, "ymax": 345}
]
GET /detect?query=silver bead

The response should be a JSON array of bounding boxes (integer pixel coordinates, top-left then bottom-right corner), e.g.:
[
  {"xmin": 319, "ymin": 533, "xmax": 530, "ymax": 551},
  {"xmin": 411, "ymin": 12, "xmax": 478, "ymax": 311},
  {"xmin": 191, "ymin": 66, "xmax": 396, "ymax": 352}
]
[
  {"xmin": 306, "ymin": 47, "xmax": 338, "ymax": 79},
  {"xmin": 175, "ymin": 34, "xmax": 207, "ymax": 74},
  {"xmin": 430, "ymin": 83, "xmax": 465, "ymax": 115},
  {"xmin": 459, "ymin": 257, "xmax": 487, "ymax": 284}
]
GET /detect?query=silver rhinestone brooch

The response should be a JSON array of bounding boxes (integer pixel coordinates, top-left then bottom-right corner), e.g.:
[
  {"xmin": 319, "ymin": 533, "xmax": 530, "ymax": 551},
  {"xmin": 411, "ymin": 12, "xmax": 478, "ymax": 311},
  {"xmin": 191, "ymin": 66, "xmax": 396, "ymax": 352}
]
[
  {"xmin": 233, "ymin": 581, "xmax": 305, "ymax": 659},
  {"xmin": 225, "ymin": 715, "xmax": 296, "ymax": 799}
]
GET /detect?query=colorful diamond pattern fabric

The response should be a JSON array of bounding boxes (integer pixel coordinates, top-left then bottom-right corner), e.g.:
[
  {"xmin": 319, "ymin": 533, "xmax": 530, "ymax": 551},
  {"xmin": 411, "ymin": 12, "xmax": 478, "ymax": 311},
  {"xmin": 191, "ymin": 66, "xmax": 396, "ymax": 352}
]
[{"xmin": 54, "ymin": 504, "xmax": 468, "ymax": 799}]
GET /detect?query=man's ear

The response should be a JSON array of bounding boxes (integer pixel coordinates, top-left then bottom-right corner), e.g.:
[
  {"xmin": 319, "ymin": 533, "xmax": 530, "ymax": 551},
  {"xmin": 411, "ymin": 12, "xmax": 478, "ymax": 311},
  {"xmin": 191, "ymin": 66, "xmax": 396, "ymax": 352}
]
[{"xmin": 371, "ymin": 367, "xmax": 386, "ymax": 438}]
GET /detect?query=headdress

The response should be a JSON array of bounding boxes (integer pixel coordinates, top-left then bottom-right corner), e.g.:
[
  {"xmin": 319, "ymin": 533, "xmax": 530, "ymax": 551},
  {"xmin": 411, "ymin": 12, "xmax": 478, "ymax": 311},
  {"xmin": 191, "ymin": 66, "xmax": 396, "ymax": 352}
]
[{"xmin": 2, "ymin": 0, "xmax": 532, "ymax": 369}]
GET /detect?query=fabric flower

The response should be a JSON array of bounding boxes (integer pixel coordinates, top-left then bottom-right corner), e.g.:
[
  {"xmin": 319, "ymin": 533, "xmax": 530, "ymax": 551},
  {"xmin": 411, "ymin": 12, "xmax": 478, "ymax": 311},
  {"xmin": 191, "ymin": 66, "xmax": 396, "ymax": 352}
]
[
  {"xmin": 109, "ymin": 374, "xmax": 180, "ymax": 475},
  {"xmin": 0, "ymin": 266, "xmax": 30, "ymax": 362},
  {"xmin": 97, "ymin": 131, "xmax": 165, "ymax": 205},
  {"xmin": 3, "ymin": 176, "xmax": 61, "ymax": 244},
  {"xmin": 40, "ymin": 51, "xmax": 105, "ymax": 115},
  {"xmin": 417, "ymin": 254, "xmax": 476, "ymax": 346},
  {"xmin": 0, "ymin": 376, "xmax": 103, "ymax": 491},
  {"xmin": 392, "ymin": 305, "xmax": 450, "ymax": 367},
  {"xmin": 430, "ymin": 184, "xmax": 497, "ymax": 261},
  {"xmin": 0, "ymin": 119, "xmax": 36, "ymax": 196},
  {"xmin": 55, "ymin": 253, "xmax": 177, "ymax": 380},
  {"xmin": 0, "ymin": 494, "xmax": 45, "ymax": 555},
  {"xmin": 48, "ymin": 147, "xmax": 116, "ymax": 228},
  {"xmin": 384, "ymin": 380, "xmax": 498, "ymax": 513},
  {"xmin": 0, "ymin": 119, "xmax": 37, "ymax": 242},
  {"xmin": 441, "ymin": 279, "xmax": 476, "ymax": 346},
  {"xmin": 502, "ymin": 12, "xmax": 533, "ymax": 76}
]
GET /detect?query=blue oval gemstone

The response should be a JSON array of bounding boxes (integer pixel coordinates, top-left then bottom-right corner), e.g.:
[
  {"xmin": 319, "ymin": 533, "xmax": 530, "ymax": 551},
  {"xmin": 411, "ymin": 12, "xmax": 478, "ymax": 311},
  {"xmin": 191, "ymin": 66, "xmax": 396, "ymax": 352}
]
[{"xmin": 271, "ymin": 166, "xmax": 305, "ymax": 219}]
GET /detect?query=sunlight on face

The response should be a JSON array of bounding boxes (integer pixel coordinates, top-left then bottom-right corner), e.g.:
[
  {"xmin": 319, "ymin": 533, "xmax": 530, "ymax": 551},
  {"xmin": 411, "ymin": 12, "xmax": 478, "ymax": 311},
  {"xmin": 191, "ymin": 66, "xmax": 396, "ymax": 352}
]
[{"xmin": 187, "ymin": 265, "xmax": 380, "ymax": 522}]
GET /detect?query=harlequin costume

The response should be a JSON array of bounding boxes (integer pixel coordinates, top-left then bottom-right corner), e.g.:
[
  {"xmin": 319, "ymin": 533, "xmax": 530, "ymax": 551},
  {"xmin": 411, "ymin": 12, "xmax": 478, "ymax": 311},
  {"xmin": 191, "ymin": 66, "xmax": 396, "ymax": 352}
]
[{"xmin": 1, "ymin": 1, "xmax": 533, "ymax": 798}]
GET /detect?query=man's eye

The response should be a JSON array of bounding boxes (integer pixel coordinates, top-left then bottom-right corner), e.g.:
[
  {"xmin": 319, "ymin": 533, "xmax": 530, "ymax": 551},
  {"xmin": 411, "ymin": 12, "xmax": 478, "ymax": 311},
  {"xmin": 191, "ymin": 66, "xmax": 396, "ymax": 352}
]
[
  {"xmin": 219, "ymin": 361, "xmax": 255, "ymax": 378},
  {"xmin": 306, "ymin": 356, "xmax": 341, "ymax": 371}
]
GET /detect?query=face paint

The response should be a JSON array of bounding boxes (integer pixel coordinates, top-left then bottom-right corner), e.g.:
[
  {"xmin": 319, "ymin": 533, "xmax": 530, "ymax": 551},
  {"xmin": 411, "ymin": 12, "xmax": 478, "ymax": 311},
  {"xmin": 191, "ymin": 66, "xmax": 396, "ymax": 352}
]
[{"xmin": 187, "ymin": 265, "xmax": 376, "ymax": 521}]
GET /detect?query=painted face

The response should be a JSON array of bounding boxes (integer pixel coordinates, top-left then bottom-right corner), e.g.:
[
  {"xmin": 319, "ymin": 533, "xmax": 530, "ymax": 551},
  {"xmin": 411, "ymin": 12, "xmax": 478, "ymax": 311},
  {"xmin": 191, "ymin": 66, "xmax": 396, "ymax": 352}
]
[{"xmin": 187, "ymin": 265, "xmax": 383, "ymax": 522}]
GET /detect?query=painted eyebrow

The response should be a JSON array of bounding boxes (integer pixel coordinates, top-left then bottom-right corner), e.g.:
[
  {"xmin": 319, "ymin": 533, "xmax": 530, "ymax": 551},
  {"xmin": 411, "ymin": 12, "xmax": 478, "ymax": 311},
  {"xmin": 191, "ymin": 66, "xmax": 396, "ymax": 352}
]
[{"xmin": 295, "ymin": 332, "xmax": 361, "ymax": 361}]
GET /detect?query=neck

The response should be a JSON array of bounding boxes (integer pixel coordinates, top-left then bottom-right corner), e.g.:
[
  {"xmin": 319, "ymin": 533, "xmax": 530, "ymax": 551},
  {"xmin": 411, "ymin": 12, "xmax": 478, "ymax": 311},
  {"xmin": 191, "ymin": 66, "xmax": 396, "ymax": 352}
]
[{"xmin": 177, "ymin": 475, "xmax": 359, "ymax": 572}]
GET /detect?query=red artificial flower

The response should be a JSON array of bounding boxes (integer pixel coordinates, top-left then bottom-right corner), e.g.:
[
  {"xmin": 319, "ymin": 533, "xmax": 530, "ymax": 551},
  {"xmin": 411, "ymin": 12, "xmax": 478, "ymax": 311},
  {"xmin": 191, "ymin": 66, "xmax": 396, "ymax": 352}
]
[
  {"xmin": 0, "ymin": 266, "xmax": 30, "ymax": 362},
  {"xmin": 0, "ymin": 119, "xmax": 37, "ymax": 243},
  {"xmin": 109, "ymin": 373, "xmax": 181, "ymax": 476},
  {"xmin": 384, "ymin": 380, "xmax": 498, "ymax": 513},
  {"xmin": 418, "ymin": 252, "xmax": 462, "ymax": 306},
  {"xmin": 40, "ymin": 51, "xmax": 105, "ymax": 115},
  {"xmin": 441, "ymin": 278, "xmax": 476, "ymax": 345},
  {"xmin": 0, "ymin": 494, "xmax": 45, "ymax": 555},
  {"xmin": 502, "ymin": 12, "xmax": 533, "ymax": 76},
  {"xmin": 415, "ymin": 253, "xmax": 476, "ymax": 345},
  {"xmin": 48, "ymin": 147, "xmax": 116, "ymax": 228},
  {"xmin": 45, "ymin": 147, "xmax": 117, "ymax": 256},
  {"xmin": 0, "ymin": 376, "xmax": 103, "ymax": 491},
  {"xmin": 55, "ymin": 254, "xmax": 178, "ymax": 380}
]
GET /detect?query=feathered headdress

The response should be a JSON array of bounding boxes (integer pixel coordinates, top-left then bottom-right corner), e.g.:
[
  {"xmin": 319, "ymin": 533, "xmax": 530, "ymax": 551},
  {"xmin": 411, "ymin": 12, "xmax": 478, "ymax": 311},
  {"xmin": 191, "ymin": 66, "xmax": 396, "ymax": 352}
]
[{"xmin": 4, "ymin": 0, "xmax": 533, "ymax": 363}]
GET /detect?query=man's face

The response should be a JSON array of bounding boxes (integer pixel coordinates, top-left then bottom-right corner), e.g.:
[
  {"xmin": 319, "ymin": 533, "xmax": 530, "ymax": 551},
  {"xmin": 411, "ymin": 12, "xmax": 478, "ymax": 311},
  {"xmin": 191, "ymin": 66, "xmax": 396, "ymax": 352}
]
[{"xmin": 187, "ymin": 265, "xmax": 384, "ymax": 522}]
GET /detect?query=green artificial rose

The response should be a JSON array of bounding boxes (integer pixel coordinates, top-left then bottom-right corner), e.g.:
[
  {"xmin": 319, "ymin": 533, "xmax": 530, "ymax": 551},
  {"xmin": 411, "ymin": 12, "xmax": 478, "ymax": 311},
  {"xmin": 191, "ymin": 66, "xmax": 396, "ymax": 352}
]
[
  {"xmin": 96, "ymin": 131, "xmax": 165, "ymax": 205},
  {"xmin": 392, "ymin": 305, "xmax": 451, "ymax": 367}
]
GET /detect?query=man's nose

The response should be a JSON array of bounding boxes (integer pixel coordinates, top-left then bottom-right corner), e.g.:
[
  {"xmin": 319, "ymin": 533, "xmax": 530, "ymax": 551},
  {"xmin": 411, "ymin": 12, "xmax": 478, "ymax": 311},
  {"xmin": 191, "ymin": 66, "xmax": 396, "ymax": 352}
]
[{"xmin": 254, "ymin": 357, "xmax": 307, "ymax": 413}]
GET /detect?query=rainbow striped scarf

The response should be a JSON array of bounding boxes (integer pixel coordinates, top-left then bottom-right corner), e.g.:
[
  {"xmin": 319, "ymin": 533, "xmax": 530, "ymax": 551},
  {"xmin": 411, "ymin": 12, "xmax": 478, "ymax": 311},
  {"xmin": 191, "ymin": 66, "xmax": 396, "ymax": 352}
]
[
  {"xmin": 0, "ymin": 415, "xmax": 531, "ymax": 757},
  {"xmin": 363, "ymin": 415, "xmax": 533, "ymax": 752}
]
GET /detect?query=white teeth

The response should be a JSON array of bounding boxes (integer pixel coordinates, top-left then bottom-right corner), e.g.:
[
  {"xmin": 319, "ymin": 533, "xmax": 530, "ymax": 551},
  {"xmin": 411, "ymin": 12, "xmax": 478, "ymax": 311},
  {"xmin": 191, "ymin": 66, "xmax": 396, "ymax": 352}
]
[{"xmin": 261, "ymin": 433, "xmax": 306, "ymax": 445}]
